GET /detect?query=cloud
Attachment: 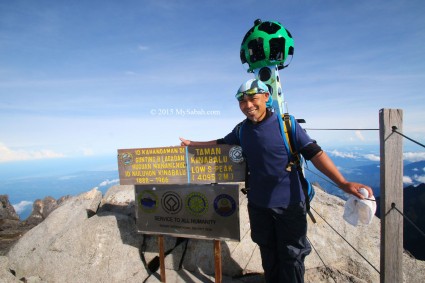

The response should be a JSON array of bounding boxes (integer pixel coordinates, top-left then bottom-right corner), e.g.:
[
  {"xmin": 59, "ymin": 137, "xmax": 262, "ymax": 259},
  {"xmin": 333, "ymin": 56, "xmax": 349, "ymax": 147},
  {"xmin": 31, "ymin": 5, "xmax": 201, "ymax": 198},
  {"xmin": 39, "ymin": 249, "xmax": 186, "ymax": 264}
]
[
  {"xmin": 329, "ymin": 150, "xmax": 357, "ymax": 159},
  {"xmin": 355, "ymin": 131, "xmax": 365, "ymax": 141},
  {"xmin": 413, "ymin": 175, "xmax": 425, "ymax": 183},
  {"xmin": 337, "ymin": 167, "xmax": 362, "ymax": 175},
  {"xmin": 58, "ymin": 175, "xmax": 77, "ymax": 180},
  {"xmin": 403, "ymin": 176, "xmax": 413, "ymax": 184},
  {"xmin": 328, "ymin": 150, "xmax": 381, "ymax": 162},
  {"xmin": 99, "ymin": 179, "xmax": 120, "ymax": 187},
  {"xmin": 0, "ymin": 143, "xmax": 65, "ymax": 163},
  {"xmin": 403, "ymin": 152, "xmax": 425, "ymax": 162},
  {"xmin": 12, "ymin": 201, "xmax": 33, "ymax": 214},
  {"xmin": 358, "ymin": 152, "xmax": 425, "ymax": 163},
  {"xmin": 363, "ymin": 154, "xmax": 380, "ymax": 161}
]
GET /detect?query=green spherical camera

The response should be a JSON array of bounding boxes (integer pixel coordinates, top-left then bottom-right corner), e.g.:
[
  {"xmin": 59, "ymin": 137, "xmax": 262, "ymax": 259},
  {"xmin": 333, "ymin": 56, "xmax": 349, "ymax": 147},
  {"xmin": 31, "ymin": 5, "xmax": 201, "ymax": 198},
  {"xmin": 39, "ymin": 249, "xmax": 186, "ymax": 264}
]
[{"xmin": 240, "ymin": 19, "xmax": 294, "ymax": 73}]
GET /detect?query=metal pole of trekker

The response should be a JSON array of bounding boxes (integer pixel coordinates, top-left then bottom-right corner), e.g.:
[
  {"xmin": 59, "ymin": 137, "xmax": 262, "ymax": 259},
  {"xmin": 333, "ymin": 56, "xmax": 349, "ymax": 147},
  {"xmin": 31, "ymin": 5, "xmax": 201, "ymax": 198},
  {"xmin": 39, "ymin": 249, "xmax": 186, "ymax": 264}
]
[{"xmin": 379, "ymin": 108, "xmax": 403, "ymax": 283}]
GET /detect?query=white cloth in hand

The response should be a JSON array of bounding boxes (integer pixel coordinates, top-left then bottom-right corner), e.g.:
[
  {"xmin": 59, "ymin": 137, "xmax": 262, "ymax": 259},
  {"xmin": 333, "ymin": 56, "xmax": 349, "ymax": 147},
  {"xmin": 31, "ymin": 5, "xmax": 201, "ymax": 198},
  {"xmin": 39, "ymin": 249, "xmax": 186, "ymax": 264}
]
[{"xmin": 343, "ymin": 188, "xmax": 376, "ymax": 226}]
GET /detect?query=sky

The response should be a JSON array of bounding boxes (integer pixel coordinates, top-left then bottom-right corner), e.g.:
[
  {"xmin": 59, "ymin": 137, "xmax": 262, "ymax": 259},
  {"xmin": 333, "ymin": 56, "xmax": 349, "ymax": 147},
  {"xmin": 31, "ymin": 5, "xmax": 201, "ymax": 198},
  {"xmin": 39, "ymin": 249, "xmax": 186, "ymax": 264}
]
[{"xmin": 1, "ymin": 0, "xmax": 425, "ymax": 164}]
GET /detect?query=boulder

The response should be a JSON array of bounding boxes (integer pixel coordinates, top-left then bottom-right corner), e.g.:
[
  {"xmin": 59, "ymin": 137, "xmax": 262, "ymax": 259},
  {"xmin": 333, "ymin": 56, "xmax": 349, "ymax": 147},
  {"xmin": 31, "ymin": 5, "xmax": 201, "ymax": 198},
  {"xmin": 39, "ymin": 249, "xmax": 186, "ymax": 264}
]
[
  {"xmin": 3, "ymin": 185, "xmax": 425, "ymax": 282},
  {"xmin": 0, "ymin": 256, "xmax": 21, "ymax": 283},
  {"xmin": 0, "ymin": 195, "xmax": 35, "ymax": 256},
  {"xmin": 0, "ymin": 195, "xmax": 19, "ymax": 221},
  {"xmin": 7, "ymin": 188, "xmax": 149, "ymax": 282},
  {"xmin": 25, "ymin": 195, "xmax": 72, "ymax": 225}
]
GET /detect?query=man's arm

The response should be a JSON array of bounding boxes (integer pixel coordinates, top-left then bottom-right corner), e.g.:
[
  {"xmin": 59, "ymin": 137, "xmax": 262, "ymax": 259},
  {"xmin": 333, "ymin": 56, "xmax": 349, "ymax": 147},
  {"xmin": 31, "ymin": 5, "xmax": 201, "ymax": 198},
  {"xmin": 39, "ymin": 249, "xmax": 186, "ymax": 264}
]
[
  {"xmin": 310, "ymin": 151, "xmax": 373, "ymax": 199},
  {"xmin": 179, "ymin": 137, "xmax": 217, "ymax": 146}
]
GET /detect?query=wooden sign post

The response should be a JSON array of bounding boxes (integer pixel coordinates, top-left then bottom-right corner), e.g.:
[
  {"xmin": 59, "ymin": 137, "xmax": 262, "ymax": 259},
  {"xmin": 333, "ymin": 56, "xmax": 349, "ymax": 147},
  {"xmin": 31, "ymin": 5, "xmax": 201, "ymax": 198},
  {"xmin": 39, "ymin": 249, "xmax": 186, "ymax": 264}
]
[
  {"xmin": 214, "ymin": 240, "xmax": 222, "ymax": 283},
  {"xmin": 118, "ymin": 144, "xmax": 246, "ymax": 283},
  {"xmin": 158, "ymin": 235, "xmax": 166, "ymax": 282}
]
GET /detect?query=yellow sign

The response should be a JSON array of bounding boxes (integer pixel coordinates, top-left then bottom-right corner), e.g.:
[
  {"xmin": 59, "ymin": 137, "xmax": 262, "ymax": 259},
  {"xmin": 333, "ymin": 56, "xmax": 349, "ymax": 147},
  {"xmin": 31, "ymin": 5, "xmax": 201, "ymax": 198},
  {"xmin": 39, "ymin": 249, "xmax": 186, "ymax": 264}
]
[{"xmin": 118, "ymin": 145, "xmax": 245, "ymax": 185}]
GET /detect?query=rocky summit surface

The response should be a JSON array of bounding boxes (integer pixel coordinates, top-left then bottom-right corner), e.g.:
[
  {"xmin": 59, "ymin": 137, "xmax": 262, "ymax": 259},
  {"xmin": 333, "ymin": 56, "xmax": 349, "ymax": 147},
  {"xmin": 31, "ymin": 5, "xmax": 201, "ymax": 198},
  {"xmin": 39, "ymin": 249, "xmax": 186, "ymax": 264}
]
[
  {"xmin": 0, "ymin": 195, "xmax": 70, "ymax": 257},
  {"xmin": 1, "ymin": 185, "xmax": 425, "ymax": 282},
  {"xmin": 0, "ymin": 195, "xmax": 33, "ymax": 257}
]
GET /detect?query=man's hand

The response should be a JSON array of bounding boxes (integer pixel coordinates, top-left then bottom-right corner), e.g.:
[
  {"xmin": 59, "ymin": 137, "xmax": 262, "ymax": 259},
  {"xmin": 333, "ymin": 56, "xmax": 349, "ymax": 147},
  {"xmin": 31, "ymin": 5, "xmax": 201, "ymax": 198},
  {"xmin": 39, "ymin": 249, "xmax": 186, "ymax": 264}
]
[
  {"xmin": 339, "ymin": 181, "xmax": 374, "ymax": 199},
  {"xmin": 178, "ymin": 137, "xmax": 217, "ymax": 146},
  {"xmin": 179, "ymin": 137, "xmax": 191, "ymax": 146}
]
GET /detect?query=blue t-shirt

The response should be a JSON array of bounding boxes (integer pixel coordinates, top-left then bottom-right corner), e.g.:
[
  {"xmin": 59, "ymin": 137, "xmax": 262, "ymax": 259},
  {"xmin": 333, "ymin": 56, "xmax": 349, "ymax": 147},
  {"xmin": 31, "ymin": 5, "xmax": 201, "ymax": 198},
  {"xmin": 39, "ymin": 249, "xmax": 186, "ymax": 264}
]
[{"xmin": 223, "ymin": 112, "xmax": 314, "ymax": 208}]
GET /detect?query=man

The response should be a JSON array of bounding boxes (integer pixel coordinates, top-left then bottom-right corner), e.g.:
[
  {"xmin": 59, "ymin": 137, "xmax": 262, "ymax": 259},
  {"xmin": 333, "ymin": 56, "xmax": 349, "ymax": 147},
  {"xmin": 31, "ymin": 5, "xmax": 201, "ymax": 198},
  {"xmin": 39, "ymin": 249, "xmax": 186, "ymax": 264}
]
[{"xmin": 180, "ymin": 79, "xmax": 373, "ymax": 283}]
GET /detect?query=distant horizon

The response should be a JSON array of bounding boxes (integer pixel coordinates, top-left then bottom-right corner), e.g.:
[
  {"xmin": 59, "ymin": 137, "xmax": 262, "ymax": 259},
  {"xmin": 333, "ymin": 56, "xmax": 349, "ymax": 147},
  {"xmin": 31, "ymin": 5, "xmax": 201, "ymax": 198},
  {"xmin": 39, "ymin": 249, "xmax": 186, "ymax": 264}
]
[
  {"xmin": 1, "ymin": 141, "xmax": 423, "ymax": 165},
  {"xmin": 2, "ymin": 144, "xmax": 425, "ymax": 221}
]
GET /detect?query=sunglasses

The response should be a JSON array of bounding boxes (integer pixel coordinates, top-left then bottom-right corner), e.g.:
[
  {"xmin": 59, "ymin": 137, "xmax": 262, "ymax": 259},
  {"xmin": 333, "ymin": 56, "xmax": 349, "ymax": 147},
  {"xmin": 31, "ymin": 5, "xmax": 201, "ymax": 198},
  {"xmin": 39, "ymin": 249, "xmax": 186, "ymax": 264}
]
[{"xmin": 235, "ymin": 87, "xmax": 267, "ymax": 101}]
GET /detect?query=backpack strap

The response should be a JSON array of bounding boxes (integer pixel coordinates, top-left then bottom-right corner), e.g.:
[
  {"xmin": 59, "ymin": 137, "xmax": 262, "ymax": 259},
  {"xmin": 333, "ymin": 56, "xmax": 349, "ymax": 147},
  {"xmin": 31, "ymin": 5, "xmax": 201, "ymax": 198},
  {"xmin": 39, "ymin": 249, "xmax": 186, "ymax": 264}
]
[
  {"xmin": 283, "ymin": 114, "xmax": 297, "ymax": 152},
  {"xmin": 282, "ymin": 114, "xmax": 317, "ymax": 223},
  {"xmin": 277, "ymin": 113, "xmax": 292, "ymax": 161},
  {"xmin": 236, "ymin": 119, "xmax": 250, "ymax": 194},
  {"xmin": 281, "ymin": 114, "xmax": 302, "ymax": 171}
]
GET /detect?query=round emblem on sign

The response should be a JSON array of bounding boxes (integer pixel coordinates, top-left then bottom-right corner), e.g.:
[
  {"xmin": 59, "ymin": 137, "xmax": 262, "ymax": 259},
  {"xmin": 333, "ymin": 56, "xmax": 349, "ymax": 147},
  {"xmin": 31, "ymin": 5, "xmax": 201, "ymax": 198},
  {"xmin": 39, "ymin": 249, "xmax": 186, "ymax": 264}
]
[
  {"xmin": 120, "ymin": 152, "xmax": 134, "ymax": 166},
  {"xmin": 229, "ymin": 146, "xmax": 244, "ymax": 163},
  {"xmin": 161, "ymin": 191, "xmax": 182, "ymax": 214},
  {"xmin": 185, "ymin": 192, "xmax": 208, "ymax": 216},
  {"xmin": 214, "ymin": 194, "xmax": 236, "ymax": 217},
  {"xmin": 137, "ymin": 190, "xmax": 158, "ymax": 213}
]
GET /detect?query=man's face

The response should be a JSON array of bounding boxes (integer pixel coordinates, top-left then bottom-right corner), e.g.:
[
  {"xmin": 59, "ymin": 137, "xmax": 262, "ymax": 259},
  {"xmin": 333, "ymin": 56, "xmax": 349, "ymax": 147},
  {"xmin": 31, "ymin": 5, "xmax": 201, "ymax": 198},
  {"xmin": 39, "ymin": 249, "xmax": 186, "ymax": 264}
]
[{"xmin": 238, "ymin": 92, "xmax": 270, "ymax": 123}]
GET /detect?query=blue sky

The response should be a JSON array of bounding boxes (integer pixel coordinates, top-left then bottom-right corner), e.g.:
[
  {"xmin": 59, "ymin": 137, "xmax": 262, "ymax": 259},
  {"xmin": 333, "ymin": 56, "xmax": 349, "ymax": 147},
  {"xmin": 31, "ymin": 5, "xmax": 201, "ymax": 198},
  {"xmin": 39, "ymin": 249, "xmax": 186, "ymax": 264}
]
[{"xmin": 1, "ymin": 0, "xmax": 425, "ymax": 163}]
